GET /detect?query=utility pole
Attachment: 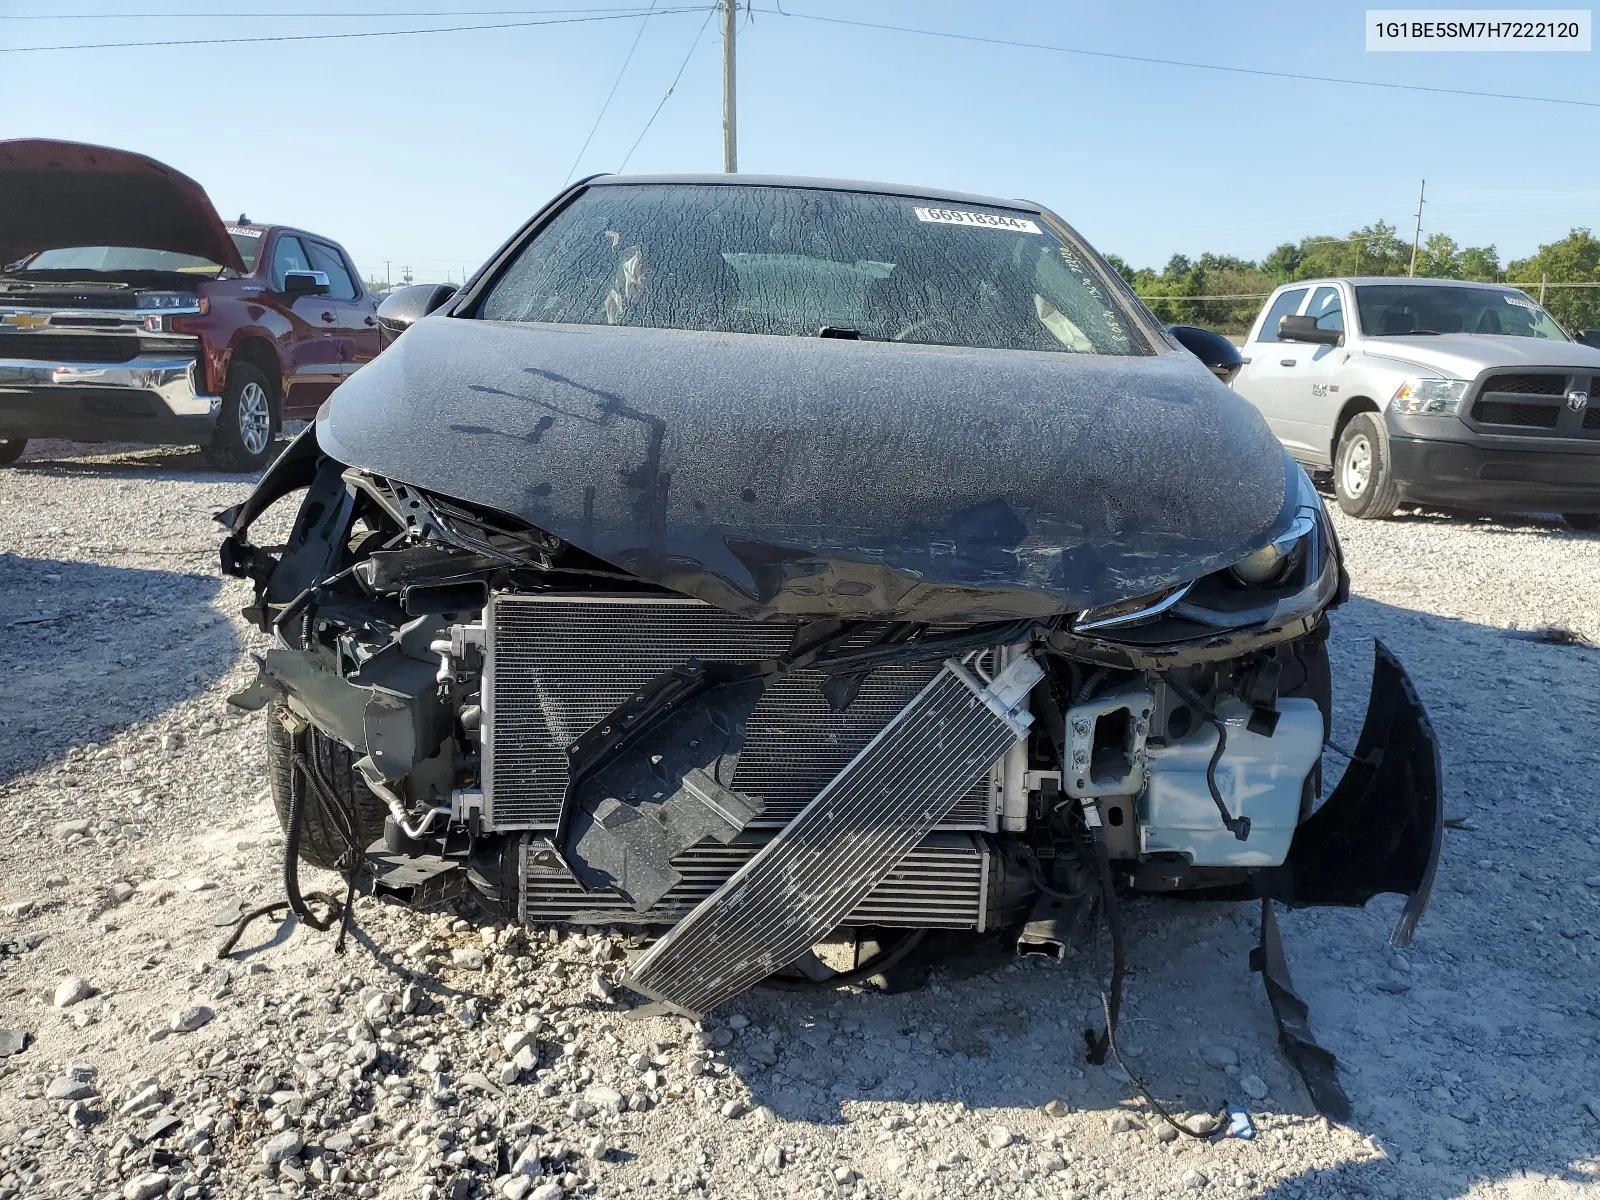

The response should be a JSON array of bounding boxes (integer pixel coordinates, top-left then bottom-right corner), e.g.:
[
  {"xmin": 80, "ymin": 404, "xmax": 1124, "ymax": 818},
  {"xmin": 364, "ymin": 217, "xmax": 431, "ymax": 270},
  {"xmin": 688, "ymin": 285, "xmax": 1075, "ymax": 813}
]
[
  {"xmin": 384, "ymin": 260, "xmax": 391, "ymax": 289},
  {"xmin": 721, "ymin": 0, "xmax": 737, "ymax": 173},
  {"xmin": 1408, "ymin": 180, "xmax": 1426, "ymax": 277}
]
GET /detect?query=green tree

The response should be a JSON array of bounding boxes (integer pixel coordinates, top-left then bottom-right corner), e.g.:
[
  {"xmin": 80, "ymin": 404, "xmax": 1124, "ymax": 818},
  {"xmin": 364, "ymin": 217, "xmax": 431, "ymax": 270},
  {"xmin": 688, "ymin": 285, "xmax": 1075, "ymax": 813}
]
[
  {"xmin": 1455, "ymin": 245, "xmax": 1501, "ymax": 281},
  {"xmin": 1506, "ymin": 228, "xmax": 1600, "ymax": 330}
]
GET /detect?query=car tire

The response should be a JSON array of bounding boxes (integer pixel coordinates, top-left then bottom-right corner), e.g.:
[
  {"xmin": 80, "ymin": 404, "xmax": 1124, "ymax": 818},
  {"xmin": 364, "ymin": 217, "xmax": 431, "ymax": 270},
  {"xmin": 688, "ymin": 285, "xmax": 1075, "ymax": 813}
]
[
  {"xmin": 1333, "ymin": 412, "xmax": 1400, "ymax": 519},
  {"xmin": 0, "ymin": 437, "xmax": 25, "ymax": 466},
  {"xmin": 204, "ymin": 363, "xmax": 278, "ymax": 473},
  {"xmin": 1563, "ymin": 512, "xmax": 1600, "ymax": 532},
  {"xmin": 264, "ymin": 704, "xmax": 386, "ymax": 873}
]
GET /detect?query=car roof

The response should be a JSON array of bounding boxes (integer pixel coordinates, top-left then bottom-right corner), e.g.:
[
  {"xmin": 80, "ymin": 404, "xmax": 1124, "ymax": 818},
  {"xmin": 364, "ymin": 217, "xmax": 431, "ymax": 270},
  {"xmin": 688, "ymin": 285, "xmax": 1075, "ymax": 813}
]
[
  {"xmin": 1284, "ymin": 276, "xmax": 1521, "ymax": 291},
  {"xmin": 586, "ymin": 172, "xmax": 1045, "ymax": 214}
]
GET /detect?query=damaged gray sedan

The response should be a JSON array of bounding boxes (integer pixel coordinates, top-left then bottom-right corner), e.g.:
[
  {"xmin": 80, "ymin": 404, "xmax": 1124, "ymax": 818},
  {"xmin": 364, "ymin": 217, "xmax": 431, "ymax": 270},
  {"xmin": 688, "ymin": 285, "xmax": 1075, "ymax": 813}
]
[{"xmin": 220, "ymin": 176, "xmax": 1441, "ymax": 1117}]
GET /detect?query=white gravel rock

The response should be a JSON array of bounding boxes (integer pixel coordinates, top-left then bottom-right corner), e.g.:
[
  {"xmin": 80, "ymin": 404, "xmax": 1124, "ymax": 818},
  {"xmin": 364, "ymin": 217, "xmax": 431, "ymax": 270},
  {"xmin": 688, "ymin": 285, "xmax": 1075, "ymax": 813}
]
[
  {"xmin": 121, "ymin": 1174, "xmax": 168, "ymax": 1200},
  {"xmin": 170, "ymin": 1004, "xmax": 213, "ymax": 1032},
  {"xmin": 52, "ymin": 975, "xmax": 93, "ymax": 1007},
  {"xmin": 261, "ymin": 1130, "xmax": 303, "ymax": 1163}
]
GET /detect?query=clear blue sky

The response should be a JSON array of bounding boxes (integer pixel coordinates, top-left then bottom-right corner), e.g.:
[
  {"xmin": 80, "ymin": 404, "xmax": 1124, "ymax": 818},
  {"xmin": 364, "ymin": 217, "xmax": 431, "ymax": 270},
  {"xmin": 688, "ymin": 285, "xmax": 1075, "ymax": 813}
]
[{"xmin": 3, "ymin": 1, "xmax": 1595, "ymax": 285}]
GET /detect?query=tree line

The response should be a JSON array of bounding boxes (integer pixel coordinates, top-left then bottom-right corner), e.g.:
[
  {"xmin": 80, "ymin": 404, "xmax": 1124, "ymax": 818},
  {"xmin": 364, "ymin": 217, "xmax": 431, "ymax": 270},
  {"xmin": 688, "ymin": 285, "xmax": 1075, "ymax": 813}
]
[{"xmin": 1104, "ymin": 224, "xmax": 1600, "ymax": 334}]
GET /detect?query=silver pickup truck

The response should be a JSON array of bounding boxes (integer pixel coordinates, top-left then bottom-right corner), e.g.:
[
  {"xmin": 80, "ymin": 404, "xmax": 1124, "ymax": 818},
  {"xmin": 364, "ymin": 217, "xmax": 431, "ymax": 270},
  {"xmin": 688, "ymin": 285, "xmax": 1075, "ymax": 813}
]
[{"xmin": 1230, "ymin": 276, "xmax": 1600, "ymax": 529}]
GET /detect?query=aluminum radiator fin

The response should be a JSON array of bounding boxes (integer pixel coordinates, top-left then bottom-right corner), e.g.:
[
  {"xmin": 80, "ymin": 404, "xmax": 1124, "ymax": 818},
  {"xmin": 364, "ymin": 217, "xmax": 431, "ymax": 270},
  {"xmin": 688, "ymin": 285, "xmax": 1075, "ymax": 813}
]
[
  {"xmin": 521, "ymin": 834, "xmax": 986, "ymax": 928},
  {"xmin": 623, "ymin": 656, "xmax": 1040, "ymax": 1016},
  {"xmin": 483, "ymin": 595, "xmax": 991, "ymax": 830}
]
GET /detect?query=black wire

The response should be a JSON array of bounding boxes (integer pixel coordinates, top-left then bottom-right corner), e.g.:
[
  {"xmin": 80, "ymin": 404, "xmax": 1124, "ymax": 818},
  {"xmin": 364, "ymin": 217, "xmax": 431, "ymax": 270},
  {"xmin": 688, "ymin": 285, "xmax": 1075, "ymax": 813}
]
[
  {"xmin": 1160, "ymin": 673, "xmax": 1251, "ymax": 841},
  {"xmin": 754, "ymin": 8, "xmax": 1600, "ymax": 112},
  {"xmin": 7, "ymin": 6, "xmax": 683, "ymax": 16},
  {"xmin": 1, "ymin": 6, "xmax": 710, "ymax": 54},
  {"xmin": 757, "ymin": 929, "xmax": 927, "ymax": 991},
  {"xmin": 563, "ymin": 0, "xmax": 659, "ymax": 186},
  {"xmin": 617, "ymin": 4, "xmax": 717, "ymax": 171},
  {"xmin": 1082, "ymin": 818, "xmax": 1220, "ymax": 1140},
  {"xmin": 283, "ymin": 737, "xmax": 338, "ymax": 933}
]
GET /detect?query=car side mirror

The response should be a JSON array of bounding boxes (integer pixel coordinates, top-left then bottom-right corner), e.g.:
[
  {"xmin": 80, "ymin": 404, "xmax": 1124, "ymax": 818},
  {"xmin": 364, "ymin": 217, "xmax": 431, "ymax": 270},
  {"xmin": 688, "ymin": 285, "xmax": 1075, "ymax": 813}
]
[
  {"xmin": 1167, "ymin": 324, "xmax": 1243, "ymax": 384},
  {"xmin": 1278, "ymin": 314, "xmax": 1343, "ymax": 346},
  {"xmin": 377, "ymin": 283, "xmax": 458, "ymax": 335},
  {"xmin": 282, "ymin": 269, "xmax": 331, "ymax": 299},
  {"xmin": 1577, "ymin": 330, "xmax": 1600, "ymax": 350}
]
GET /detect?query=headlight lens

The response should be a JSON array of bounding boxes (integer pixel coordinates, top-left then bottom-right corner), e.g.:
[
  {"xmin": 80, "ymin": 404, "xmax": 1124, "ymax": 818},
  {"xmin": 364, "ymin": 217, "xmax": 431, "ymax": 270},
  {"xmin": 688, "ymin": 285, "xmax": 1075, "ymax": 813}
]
[
  {"xmin": 134, "ymin": 290, "xmax": 201, "ymax": 311},
  {"xmin": 1228, "ymin": 513, "xmax": 1315, "ymax": 587},
  {"xmin": 1392, "ymin": 377, "xmax": 1467, "ymax": 416},
  {"xmin": 1072, "ymin": 582, "xmax": 1192, "ymax": 631}
]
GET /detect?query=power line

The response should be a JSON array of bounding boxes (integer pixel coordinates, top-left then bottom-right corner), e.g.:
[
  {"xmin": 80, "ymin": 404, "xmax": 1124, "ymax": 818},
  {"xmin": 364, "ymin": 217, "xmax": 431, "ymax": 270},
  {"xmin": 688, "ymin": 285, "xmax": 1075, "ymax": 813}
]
[
  {"xmin": 0, "ymin": 6, "xmax": 709, "ymax": 53},
  {"xmin": 564, "ymin": 0, "xmax": 658, "ymax": 186},
  {"xmin": 0, "ymin": 6, "xmax": 665, "ymax": 15},
  {"xmin": 758, "ymin": 8, "xmax": 1600, "ymax": 111},
  {"xmin": 617, "ymin": 4, "xmax": 716, "ymax": 172}
]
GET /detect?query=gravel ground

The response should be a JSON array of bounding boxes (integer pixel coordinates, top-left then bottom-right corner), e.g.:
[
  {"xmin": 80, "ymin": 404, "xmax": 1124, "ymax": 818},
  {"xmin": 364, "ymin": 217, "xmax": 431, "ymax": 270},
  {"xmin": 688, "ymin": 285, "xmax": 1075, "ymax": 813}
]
[{"xmin": 1, "ymin": 441, "xmax": 1597, "ymax": 1200}]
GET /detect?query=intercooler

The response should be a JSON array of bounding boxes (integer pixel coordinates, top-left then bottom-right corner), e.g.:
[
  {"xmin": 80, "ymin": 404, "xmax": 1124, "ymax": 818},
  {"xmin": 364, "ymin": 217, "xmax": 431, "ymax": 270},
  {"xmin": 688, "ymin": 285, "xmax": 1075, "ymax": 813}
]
[
  {"xmin": 481, "ymin": 594, "xmax": 994, "ymax": 831},
  {"xmin": 520, "ymin": 832, "xmax": 992, "ymax": 930}
]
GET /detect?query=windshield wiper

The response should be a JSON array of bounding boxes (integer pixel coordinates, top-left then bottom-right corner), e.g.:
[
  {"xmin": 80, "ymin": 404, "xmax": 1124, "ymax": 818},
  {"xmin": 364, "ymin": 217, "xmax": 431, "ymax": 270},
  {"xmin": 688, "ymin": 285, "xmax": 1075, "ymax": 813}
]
[{"xmin": 817, "ymin": 326, "xmax": 862, "ymax": 340}]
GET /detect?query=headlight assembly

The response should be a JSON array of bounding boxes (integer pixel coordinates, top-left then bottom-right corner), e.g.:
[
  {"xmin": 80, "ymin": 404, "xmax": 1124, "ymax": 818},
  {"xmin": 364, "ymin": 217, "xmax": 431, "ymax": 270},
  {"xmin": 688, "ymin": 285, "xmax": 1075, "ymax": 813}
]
[
  {"xmin": 1392, "ymin": 377, "xmax": 1467, "ymax": 416},
  {"xmin": 1228, "ymin": 513, "xmax": 1315, "ymax": 587},
  {"xmin": 134, "ymin": 291, "xmax": 202, "ymax": 312}
]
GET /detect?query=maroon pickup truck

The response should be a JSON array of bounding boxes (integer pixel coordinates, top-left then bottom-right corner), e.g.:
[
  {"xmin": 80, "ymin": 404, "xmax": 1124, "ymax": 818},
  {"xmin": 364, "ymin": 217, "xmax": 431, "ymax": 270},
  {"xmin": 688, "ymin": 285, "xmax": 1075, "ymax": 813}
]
[{"xmin": 0, "ymin": 139, "xmax": 381, "ymax": 470}]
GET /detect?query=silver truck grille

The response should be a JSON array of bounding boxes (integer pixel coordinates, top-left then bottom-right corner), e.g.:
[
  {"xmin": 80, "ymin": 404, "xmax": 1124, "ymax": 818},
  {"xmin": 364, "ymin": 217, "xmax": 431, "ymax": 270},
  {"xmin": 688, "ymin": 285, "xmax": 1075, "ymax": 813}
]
[
  {"xmin": 622, "ymin": 656, "xmax": 1041, "ymax": 1016},
  {"xmin": 482, "ymin": 594, "xmax": 993, "ymax": 831},
  {"xmin": 520, "ymin": 832, "xmax": 989, "ymax": 929}
]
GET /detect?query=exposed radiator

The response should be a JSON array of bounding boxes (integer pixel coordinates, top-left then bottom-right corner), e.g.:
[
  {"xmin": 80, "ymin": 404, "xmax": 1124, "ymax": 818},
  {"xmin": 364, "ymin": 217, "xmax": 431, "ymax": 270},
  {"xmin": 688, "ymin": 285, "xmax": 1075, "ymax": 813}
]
[
  {"xmin": 520, "ymin": 832, "xmax": 990, "ymax": 929},
  {"xmin": 482, "ymin": 594, "xmax": 993, "ymax": 831},
  {"xmin": 623, "ymin": 655, "xmax": 1042, "ymax": 1017}
]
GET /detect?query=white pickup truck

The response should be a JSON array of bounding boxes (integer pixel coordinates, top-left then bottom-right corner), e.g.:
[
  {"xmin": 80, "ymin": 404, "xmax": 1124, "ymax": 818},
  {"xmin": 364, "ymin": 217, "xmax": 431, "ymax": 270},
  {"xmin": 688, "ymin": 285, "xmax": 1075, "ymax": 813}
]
[{"xmin": 1229, "ymin": 276, "xmax": 1600, "ymax": 529}]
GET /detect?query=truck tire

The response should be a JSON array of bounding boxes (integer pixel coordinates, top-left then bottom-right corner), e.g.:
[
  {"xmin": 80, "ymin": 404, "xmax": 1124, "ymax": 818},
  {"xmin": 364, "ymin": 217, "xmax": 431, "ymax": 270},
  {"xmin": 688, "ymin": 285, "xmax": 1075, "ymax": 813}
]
[
  {"xmin": 0, "ymin": 438, "xmax": 25, "ymax": 466},
  {"xmin": 1333, "ymin": 412, "xmax": 1400, "ymax": 519},
  {"xmin": 204, "ymin": 363, "xmax": 278, "ymax": 473},
  {"xmin": 264, "ymin": 704, "xmax": 386, "ymax": 872},
  {"xmin": 1564, "ymin": 512, "xmax": 1599, "ymax": 532}
]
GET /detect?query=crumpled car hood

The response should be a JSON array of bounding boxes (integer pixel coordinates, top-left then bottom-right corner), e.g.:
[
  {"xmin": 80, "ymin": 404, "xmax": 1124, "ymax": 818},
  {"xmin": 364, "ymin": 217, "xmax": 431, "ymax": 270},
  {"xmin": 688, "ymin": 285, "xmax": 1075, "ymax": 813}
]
[
  {"xmin": 0, "ymin": 138, "xmax": 244, "ymax": 272},
  {"xmin": 317, "ymin": 317, "xmax": 1293, "ymax": 622}
]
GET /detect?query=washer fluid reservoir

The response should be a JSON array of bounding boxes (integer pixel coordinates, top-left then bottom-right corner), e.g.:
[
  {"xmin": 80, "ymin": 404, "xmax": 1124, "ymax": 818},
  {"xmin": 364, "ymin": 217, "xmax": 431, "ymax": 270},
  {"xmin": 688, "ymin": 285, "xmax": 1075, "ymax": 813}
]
[{"xmin": 1139, "ymin": 697, "xmax": 1323, "ymax": 868}]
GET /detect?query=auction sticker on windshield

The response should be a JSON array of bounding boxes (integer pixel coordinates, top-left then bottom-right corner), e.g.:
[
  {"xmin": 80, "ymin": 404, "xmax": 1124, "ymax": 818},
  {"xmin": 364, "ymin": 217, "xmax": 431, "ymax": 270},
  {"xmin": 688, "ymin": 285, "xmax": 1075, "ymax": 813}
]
[
  {"xmin": 913, "ymin": 207, "xmax": 1040, "ymax": 234},
  {"xmin": 226, "ymin": 225, "xmax": 262, "ymax": 238}
]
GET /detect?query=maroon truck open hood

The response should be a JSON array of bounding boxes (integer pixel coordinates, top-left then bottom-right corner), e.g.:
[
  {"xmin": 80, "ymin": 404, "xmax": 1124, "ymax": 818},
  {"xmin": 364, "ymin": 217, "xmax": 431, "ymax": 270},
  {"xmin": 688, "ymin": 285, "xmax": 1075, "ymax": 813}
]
[{"xmin": 0, "ymin": 139, "xmax": 245, "ymax": 273}]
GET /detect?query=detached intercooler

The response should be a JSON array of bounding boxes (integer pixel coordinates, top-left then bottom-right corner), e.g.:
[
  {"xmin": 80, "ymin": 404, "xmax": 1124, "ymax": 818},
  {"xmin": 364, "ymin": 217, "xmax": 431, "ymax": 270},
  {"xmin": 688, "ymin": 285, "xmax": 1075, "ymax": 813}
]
[{"xmin": 623, "ymin": 653, "xmax": 1043, "ymax": 1017}]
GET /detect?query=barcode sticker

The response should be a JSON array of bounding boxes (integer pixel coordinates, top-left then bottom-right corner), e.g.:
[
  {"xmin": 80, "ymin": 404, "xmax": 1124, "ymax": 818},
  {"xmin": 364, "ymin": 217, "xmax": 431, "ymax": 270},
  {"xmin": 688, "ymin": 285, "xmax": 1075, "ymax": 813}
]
[{"xmin": 913, "ymin": 206, "xmax": 1040, "ymax": 234}]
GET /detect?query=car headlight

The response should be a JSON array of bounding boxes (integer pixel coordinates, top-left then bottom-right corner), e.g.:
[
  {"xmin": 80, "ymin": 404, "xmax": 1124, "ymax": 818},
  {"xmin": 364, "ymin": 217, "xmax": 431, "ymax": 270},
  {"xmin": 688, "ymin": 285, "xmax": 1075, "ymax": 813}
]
[
  {"xmin": 1392, "ymin": 377, "xmax": 1467, "ymax": 416},
  {"xmin": 134, "ymin": 291, "xmax": 201, "ymax": 311},
  {"xmin": 1228, "ymin": 512, "xmax": 1316, "ymax": 587},
  {"xmin": 1072, "ymin": 581, "xmax": 1192, "ymax": 631}
]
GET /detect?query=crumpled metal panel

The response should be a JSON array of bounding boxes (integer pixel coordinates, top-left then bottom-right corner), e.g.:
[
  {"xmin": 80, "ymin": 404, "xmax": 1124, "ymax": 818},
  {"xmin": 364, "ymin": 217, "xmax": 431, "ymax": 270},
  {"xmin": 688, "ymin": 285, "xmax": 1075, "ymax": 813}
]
[{"xmin": 315, "ymin": 317, "xmax": 1293, "ymax": 623}]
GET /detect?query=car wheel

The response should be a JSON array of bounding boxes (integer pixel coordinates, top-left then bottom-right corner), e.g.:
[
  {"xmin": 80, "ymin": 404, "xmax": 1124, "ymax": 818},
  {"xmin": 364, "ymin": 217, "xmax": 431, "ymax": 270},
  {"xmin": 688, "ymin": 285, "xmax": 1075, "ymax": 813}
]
[
  {"xmin": 203, "ymin": 363, "xmax": 278, "ymax": 472},
  {"xmin": 1563, "ymin": 512, "xmax": 1600, "ymax": 532},
  {"xmin": 1333, "ymin": 412, "xmax": 1400, "ymax": 519},
  {"xmin": 264, "ymin": 704, "xmax": 387, "ymax": 873},
  {"xmin": 0, "ymin": 437, "xmax": 25, "ymax": 466}
]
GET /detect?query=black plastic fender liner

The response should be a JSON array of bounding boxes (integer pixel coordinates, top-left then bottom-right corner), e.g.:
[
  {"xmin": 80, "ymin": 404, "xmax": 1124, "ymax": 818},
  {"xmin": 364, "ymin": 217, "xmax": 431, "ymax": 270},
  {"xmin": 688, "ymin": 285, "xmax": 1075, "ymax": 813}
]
[
  {"xmin": 217, "ymin": 423, "xmax": 322, "ymax": 539},
  {"xmin": 1252, "ymin": 898, "xmax": 1351, "ymax": 1122},
  {"xmin": 1255, "ymin": 639, "xmax": 1443, "ymax": 948}
]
